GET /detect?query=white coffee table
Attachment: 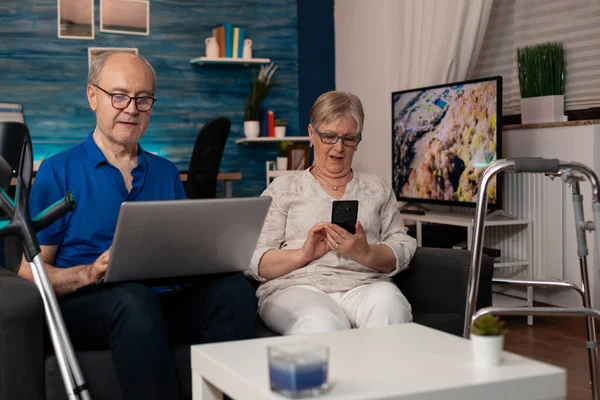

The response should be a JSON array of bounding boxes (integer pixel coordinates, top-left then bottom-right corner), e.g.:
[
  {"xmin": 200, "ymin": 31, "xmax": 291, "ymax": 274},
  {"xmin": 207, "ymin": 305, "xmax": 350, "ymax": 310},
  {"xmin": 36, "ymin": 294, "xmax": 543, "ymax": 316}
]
[{"xmin": 191, "ymin": 323, "xmax": 566, "ymax": 399}]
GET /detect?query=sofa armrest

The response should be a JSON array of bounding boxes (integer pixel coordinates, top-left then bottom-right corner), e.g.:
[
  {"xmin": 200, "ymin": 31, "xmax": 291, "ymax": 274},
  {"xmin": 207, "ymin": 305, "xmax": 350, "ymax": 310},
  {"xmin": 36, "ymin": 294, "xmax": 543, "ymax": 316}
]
[
  {"xmin": 0, "ymin": 267, "xmax": 45, "ymax": 400},
  {"xmin": 393, "ymin": 247, "xmax": 494, "ymax": 315}
]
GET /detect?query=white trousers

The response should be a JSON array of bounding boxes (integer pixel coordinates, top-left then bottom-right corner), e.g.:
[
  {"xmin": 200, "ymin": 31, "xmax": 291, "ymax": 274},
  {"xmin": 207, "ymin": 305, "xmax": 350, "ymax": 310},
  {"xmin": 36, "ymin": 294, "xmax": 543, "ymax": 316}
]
[{"xmin": 259, "ymin": 281, "xmax": 412, "ymax": 336}]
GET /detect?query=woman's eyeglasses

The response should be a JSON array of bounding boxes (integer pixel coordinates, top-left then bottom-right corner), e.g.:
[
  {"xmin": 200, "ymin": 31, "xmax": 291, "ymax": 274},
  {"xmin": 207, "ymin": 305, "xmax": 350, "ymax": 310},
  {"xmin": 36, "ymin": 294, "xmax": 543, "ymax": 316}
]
[{"xmin": 312, "ymin": 126, "xmax": 362, "ymax": 147}]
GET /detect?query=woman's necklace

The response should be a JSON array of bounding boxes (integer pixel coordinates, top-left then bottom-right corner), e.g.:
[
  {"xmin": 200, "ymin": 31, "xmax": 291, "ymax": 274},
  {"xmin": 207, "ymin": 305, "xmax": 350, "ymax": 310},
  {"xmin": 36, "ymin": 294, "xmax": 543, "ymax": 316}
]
[{"xmin": 312, "ymin": 166, "xmax": 353, "ymax": 191}]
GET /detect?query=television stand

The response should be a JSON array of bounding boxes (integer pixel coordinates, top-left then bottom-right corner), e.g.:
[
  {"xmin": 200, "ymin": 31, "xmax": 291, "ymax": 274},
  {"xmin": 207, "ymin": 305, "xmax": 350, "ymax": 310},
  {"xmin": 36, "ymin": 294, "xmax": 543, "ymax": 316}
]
[{"xmin": 487, "ymin": 209, "xmax": 518, "ymax": 220}]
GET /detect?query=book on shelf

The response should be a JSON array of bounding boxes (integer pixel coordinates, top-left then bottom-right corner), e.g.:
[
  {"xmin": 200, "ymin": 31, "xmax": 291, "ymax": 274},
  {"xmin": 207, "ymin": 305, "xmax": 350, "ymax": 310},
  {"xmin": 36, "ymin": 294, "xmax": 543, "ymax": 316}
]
[
  {"xmin": 259, "ymin": 108, "xmax": 270, "ymax": 137},
  {"xmin": 232, "ymin": 27, "xmax": 239, "ymax": 59},
  {"xmin": 237, "ymin": 27, "xmax": 245, "ymax": 58},
  {"xmin": 212, "ymin": 26, "xmax": 225, "ymax": 58},
  {"xmin": 223, "ymin": 23, "xmax": 233, "ymax": 58},
  {"xmin": 268, "ymin": 110, "xmax": 275, "ymax": 137}
]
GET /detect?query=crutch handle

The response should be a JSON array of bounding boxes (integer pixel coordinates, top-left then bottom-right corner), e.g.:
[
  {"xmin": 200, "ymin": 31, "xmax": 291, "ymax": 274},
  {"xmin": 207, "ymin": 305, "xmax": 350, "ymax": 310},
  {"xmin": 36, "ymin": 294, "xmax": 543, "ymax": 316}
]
[
  {"xmin": 32, "ymin": 192, "xmax": 76, "ymax": 232},
  {"xmin": 509, "ymin": 157, "xmax": 560, "ymax": 173}
]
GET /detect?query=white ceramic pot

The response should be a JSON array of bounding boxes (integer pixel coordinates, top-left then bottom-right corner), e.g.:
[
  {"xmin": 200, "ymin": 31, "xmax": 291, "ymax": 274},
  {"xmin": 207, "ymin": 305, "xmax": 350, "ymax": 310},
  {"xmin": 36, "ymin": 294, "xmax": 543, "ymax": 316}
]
[
  {"xmin": 275, "ymin": 126, "xmax": 287, "ymax": 138},
  {"xmin": 520, "ymin": 95, "xmax": 564, "ymax": 124},
  {"xmin": 470, "ymin": 333, "xmax": 504, "ymax": 367},
  {"xmin": 276, "ymin": 157, "xmax": 288, "ymax": 171},
  {"xmin": 205, "ymin": 36, "xmax": 219, "ymax": 59},
  {"xmin": 244, "ymin": 121, "xmax": 260, "ymax": 138}
]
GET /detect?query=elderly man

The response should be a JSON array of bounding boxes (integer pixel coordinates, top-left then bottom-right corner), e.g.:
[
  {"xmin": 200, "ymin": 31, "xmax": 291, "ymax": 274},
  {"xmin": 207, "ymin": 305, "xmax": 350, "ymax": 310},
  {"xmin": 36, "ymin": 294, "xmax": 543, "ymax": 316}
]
[{"xmin": 17, "ymin": 52, "xmax": 256, "ymax": 399}]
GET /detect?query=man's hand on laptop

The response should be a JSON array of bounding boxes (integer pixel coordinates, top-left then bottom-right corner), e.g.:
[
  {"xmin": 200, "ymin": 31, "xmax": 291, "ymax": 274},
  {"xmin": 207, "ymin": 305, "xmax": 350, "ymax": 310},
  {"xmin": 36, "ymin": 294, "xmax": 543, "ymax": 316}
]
[{"xmin": 88, "ymin": 248, "xmax": 110, "ymax": 283}]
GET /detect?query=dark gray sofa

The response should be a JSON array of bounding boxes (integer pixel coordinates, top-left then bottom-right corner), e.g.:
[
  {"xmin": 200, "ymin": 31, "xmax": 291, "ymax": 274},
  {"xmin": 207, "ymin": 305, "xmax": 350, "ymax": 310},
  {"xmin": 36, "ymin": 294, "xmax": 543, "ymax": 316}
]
[{"xmin": 0, "ymin": 246, "xmax": 494, "ymax": 400}]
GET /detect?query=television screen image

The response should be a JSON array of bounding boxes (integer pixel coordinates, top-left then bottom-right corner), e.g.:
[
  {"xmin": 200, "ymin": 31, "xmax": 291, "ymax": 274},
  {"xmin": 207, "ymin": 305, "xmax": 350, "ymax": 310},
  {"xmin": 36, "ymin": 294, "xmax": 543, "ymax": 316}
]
[{"xmin": 391, "ymin": 76, "xmax": 502, "ymax": 208}]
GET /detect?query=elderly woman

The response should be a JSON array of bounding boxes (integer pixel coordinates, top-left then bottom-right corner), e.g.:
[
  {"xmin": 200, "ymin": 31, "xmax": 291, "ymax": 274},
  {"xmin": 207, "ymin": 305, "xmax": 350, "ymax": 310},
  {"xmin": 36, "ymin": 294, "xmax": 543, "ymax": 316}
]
[{"xmin": 247, "ymin": 91, "xmax": 417, "ymax": 335}]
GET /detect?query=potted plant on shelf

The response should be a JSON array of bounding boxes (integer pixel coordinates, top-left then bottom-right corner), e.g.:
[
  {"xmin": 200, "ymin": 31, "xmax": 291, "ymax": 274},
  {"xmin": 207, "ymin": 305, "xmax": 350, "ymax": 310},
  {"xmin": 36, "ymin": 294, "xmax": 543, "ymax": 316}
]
[
  {"xmin": 274, "ymin": 119, "xmax": 287, "ymax": 138},
  {"xmin": 470, "ymin": 314, "xmax": 505, "ymax": 367},
  {"xmin": 276, "ymin": 140, "xmax": 292, "ymax": 171},
  {"xmin": 517, "ymin": 41, "xmax": 565, "ymax": 124},
  {"xmin": 244, "ymin": 63, "xmax": 278, "ymax": 138}
]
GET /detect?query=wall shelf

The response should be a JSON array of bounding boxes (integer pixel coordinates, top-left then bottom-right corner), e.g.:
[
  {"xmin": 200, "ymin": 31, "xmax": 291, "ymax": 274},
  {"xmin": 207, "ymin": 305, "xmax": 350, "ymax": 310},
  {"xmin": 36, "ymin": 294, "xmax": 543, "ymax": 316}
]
[
  {"xmin": 235, "ymin": 136, "xmax": 310, "ymax": 145},
  {"xmin": 189, "ymin": 57, "xmax": 271, "ymax": 66}
]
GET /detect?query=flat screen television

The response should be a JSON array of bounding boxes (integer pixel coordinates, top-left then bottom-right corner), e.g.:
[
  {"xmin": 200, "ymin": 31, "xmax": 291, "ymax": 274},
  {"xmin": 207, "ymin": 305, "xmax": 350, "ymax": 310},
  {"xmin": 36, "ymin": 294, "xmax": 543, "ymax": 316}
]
[{"xmin": 391, "ymin": 76, "xmax": 502, "ymax": 210}]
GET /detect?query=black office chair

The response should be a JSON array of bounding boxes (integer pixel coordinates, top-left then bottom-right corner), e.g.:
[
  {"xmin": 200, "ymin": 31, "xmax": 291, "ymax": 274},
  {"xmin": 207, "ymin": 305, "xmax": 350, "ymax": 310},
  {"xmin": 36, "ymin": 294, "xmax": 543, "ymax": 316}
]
[{"xmin": 185, "ymin": 117, "xmax": 231, "ymax": 199}]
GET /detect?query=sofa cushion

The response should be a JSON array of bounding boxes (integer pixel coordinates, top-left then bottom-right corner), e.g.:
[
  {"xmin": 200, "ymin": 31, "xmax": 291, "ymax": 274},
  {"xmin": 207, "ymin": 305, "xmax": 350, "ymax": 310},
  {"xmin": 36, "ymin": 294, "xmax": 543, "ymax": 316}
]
[{"xmin": 412, "ymin": 312, "xmax": 464, "ymax": 337}]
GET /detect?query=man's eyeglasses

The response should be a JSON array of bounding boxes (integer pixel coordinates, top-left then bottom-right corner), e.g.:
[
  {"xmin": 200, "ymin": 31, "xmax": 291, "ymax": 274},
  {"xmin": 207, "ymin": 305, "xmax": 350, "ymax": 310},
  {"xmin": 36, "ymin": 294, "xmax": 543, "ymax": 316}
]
[
  {"xmin": 312, "ymin": 125, "xmax": 362, "ymax": 147},
  {"xmin": 94, "ymin": 85, "xmax": 156, "ymax": 112}
]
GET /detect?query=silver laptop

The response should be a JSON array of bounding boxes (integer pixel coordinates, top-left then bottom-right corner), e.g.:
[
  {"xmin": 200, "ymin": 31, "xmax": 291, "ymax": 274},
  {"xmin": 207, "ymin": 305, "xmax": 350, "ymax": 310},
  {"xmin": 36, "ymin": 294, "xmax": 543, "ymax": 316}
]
[{"xmin": 103, "ymin": 196, "xmax": 271, "ymax": 283}]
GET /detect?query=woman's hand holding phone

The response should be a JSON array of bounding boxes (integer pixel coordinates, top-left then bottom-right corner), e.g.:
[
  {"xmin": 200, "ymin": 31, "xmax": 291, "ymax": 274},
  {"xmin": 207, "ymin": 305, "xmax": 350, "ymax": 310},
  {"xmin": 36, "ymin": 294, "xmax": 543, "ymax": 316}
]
[{"xmin": 326, "ymin": 221, "xmax": 371, "ymax": 260}]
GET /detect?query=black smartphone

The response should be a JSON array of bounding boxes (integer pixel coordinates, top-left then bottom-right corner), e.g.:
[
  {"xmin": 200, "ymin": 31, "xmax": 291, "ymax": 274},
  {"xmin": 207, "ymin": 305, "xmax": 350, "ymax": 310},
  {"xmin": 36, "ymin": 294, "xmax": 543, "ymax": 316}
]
[{"xmin": 331, "ymin": 200, "xmax": 359, "ymax": 234}]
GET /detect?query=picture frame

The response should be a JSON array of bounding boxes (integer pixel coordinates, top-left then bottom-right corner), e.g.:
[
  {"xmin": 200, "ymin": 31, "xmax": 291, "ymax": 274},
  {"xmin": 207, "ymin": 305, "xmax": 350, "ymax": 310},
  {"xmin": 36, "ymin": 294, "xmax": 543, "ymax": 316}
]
[
  {"xmin": 287, "ymin": 144, "xmax": 311, "ymax": 170},
  {"xmin": 88, "ymin": 47, "xmax": 139, "ymax": 68},
  {"xmin": 57, "ymin": 0, "xmax": 94, "ymax": 40},
  {"xmin": 0, "ymin": 103, "xmax": 24, "ymax": 124},
  {"xmin": 100, "ymin": 0, "xmax": 150, "ymax": 36}
]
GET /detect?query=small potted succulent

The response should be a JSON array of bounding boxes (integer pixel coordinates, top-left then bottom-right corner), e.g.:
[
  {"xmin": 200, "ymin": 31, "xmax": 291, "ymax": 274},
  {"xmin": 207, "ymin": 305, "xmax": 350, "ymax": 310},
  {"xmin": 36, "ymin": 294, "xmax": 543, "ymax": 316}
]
[
  {"xmin": 470, "ymin": 314, "xmax": 505, "ymax": 367},
  {"xmin": 274, "ymin": 119, "xmax": 287, "ymax": 138},
  {"xmin": 276, "ymin": 140, "xmax": 292, "ymax": 170}
]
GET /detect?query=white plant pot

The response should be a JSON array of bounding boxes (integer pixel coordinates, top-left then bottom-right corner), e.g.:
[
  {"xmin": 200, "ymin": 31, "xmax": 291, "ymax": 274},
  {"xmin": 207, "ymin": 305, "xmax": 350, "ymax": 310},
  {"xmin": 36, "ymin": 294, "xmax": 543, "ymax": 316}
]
[
  {"xmin": 244, "ymin": 121, "xmax": 260, "ymax": 138},
  {"xmin": 520, "ymin": 95, "xmax": 564, "ymax": 124},
  {"xmin": 275, "ymin": 126, "xmax": 287, "ymax": 138},
  {"xmin": 276, "ymin": 157, "xmax": 288, "ymax": 171},
  {"xmin": 470, "ymin": 333, "xmax": 504, "ymax": 367}
]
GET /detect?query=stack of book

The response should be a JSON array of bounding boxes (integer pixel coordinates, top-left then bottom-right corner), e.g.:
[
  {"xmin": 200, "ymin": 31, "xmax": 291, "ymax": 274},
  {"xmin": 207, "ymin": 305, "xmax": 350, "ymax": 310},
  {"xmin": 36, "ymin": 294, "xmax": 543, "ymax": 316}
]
[{"xmin": 212, "ymin": 23, "xmax": 245, "ymax": 59}]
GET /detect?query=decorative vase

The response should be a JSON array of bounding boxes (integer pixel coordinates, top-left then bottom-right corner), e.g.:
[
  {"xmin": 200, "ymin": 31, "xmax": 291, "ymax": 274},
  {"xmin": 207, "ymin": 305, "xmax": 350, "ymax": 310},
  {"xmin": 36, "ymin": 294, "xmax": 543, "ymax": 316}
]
[
  {"xmin": 244, "ymin": 121, "xmax": 260, "ymax": 138},
  {"xmin": 205, "ymin": 36, "xmax": 219, "ymax": 59},
  {"xmin": 275, "ymin": 126, "xmax": 286, "ymax": 138},
  {"xmin": 520, "ymin": 95, "xmax": 564, "ymax": 124},
  {"xmin": 276, "ymin": 157, "xmax": 288, "ymax": 171},
  {"xmin": 470, "ymin": 333, "xmax": 504, "ymax": 367}
]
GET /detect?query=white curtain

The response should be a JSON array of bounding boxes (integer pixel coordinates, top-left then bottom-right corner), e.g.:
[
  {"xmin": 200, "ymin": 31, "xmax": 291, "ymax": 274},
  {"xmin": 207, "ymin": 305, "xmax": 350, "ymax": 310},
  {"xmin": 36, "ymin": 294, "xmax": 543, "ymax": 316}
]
[{"xmin": 391, "ymin": 0, "xmax": 493, "ymax": 91}]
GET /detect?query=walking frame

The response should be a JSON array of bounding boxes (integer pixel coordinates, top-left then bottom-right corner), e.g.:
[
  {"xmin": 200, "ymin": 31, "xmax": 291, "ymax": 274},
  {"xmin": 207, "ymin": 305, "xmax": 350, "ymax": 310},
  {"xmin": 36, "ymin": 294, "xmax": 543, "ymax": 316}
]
[
  {"xmin": 464, "ymin": 157, "xmax": 600, "ymax": 400},
  {"xmin": 0, "ymin": 122, "xmax": 90, "ymax": 399}
]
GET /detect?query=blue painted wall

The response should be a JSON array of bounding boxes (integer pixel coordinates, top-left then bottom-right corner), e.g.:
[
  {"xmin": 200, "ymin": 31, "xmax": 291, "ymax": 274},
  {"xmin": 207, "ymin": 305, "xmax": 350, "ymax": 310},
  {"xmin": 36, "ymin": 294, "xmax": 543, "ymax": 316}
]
[
  {"xmin": 0, "ymin": 0, "xmax": 299, "ymax": 197},
  {"xmin": 297, "ymin": 0, "xmax": 335, "ymax": 131}
]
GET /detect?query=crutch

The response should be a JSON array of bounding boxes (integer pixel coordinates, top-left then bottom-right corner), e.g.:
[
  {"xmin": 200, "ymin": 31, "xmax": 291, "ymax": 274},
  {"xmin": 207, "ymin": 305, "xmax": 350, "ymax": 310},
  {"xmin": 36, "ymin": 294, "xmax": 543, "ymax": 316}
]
[
  {"xmin": 0, "ymin": 122, "xmax": 90, "ymax": 400},
  {"xmin": 464, "ymin": 157, "xmax": 600, "ymax": 400}
]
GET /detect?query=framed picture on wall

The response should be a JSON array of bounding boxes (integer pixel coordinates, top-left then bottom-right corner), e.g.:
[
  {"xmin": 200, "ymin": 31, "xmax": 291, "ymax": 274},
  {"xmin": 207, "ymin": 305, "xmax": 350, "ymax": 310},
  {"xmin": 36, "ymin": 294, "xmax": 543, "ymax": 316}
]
[
  {"xmin": 287, "ymin": 144, "xmax": 311, "ymax": 170},
  {"xmin": 57, "ymin": 0, "xmax": 94, "ymax": 39},
  {"xmin": 88, "ymin": 47, "xmax": 139, "ymax": 68},
  {"xmin": 100, "ymin": 0, "xmax": 150, "ymax": 36}
]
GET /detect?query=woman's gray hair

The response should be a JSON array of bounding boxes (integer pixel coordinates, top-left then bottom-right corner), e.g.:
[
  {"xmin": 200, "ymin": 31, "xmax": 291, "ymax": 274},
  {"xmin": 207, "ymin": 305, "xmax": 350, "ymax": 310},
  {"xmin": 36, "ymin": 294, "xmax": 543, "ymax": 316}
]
[
  {"xmin": 309, "ymin": 91, "xmax": 364, "ymax": 134},
  {"xmin": 88, "ymin": 51, "xmax": 157, "ymax": 91}
]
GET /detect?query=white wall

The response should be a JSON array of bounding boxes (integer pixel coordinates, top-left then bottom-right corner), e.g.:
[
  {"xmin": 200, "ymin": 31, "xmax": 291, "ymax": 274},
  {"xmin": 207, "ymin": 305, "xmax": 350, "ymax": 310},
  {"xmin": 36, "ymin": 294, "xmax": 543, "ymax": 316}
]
[{"xmin": 335, "ymin": 0, "xmax": 402, "ymax": 184}]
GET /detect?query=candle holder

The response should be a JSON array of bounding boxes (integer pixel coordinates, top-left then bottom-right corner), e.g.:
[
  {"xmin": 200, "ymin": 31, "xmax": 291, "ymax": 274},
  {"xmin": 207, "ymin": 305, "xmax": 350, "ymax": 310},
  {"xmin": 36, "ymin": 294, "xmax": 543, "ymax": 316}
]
[{"xmin": 268, "ymin": 342, "xmax": 330, "ymax": 398}]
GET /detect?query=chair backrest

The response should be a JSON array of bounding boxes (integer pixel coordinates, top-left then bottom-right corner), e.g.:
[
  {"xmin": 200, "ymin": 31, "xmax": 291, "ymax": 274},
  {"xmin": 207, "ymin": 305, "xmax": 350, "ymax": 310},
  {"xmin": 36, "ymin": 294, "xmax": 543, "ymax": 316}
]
[
  {"xmin": 186, "ymin": 117, "xmax": 231, "ymax": 199},
  {"xmin": 0, "ymin": 122, "xmax": 33, "ymax": 192},
  {"xmin": 0, "ymin": 122, "xmax": 34, "ymax": 272}
]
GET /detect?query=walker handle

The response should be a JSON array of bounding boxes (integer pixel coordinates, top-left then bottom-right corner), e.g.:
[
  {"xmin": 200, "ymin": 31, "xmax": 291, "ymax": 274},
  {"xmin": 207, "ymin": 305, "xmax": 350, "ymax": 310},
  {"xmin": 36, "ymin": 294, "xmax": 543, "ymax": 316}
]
[{"xmin": 509, "ymin": 157, "xmax": 560, "ymax": 173}]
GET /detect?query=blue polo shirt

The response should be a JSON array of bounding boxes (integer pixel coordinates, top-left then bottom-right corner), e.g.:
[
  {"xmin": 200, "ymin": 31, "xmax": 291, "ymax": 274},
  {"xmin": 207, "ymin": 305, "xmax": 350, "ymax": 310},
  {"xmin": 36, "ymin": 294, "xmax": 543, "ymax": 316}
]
[{"xmin": 30, "ymin": 133, "xmax": 186, "ymax": 268}]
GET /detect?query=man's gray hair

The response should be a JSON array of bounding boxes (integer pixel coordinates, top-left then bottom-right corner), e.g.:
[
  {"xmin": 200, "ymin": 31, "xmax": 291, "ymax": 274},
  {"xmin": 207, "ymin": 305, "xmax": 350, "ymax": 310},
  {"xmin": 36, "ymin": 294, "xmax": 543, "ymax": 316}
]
[
  {"xmin": 87, "ymin": 51, "xmax": 157, "ymax": 91},
  {"xmin": 309, "ymin": 91, "xmax": 365, "ymax": 134}
]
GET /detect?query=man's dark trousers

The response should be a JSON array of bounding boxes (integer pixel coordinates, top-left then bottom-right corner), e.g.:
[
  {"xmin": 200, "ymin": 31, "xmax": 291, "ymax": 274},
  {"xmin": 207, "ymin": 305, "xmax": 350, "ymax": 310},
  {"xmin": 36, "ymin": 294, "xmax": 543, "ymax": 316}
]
[{"xmin": 58, "ymin": 272, "xmax": 257, "ymax": 400}]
